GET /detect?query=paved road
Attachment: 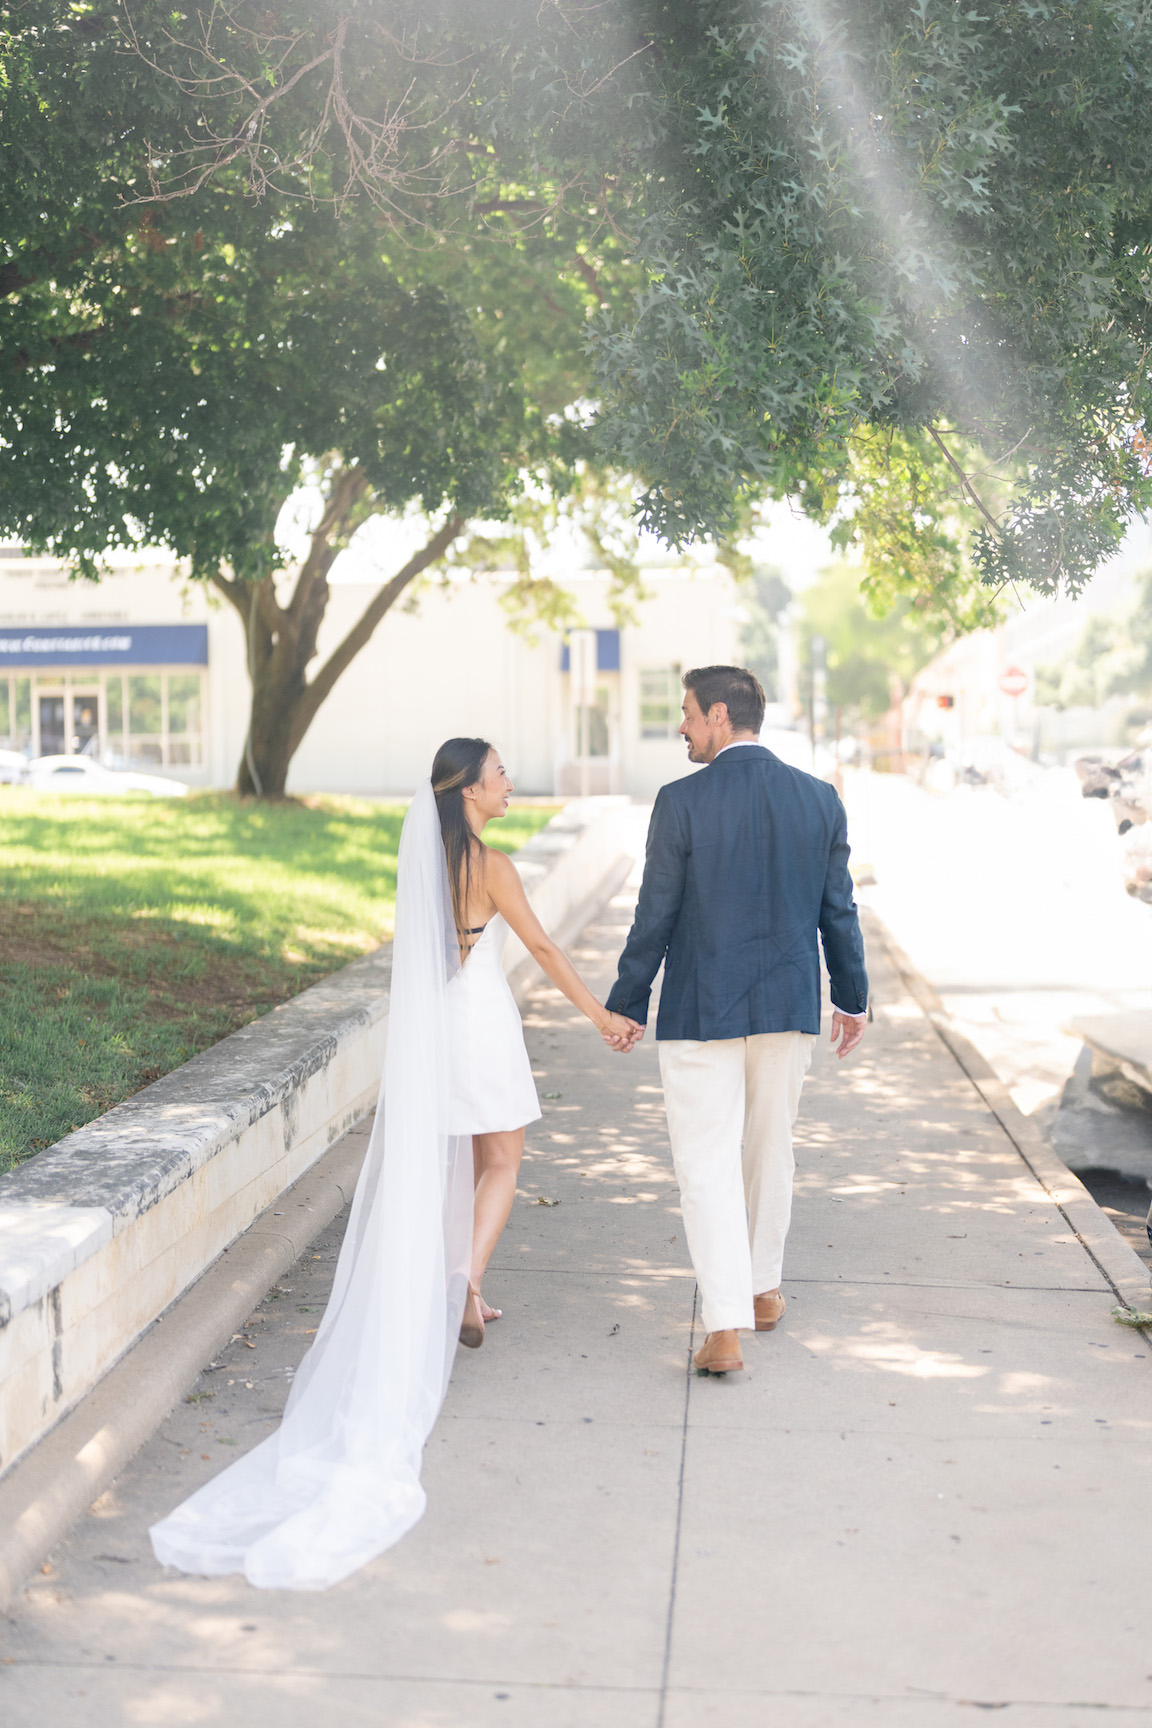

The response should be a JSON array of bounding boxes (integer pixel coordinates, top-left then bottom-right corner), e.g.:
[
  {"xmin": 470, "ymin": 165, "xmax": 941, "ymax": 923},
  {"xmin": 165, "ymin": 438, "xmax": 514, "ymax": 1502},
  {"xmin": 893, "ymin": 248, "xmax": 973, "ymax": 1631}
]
[{"xmin": 2, "ymin": 882, "xmax": 1151, "ymax": 1725}]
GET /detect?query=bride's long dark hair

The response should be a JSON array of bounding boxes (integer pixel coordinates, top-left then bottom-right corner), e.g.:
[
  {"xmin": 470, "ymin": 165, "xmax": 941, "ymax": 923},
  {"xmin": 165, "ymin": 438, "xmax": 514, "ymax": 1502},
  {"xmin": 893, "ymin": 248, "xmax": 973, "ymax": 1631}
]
[{"xmin": 432, "ymin": 736, "xmax": 493, "ymax": 936}]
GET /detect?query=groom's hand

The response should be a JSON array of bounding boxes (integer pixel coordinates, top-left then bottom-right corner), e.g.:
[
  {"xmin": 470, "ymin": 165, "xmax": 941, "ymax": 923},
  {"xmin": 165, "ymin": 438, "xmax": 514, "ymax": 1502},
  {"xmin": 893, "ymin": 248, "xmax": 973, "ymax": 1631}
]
[{"xmin": 830, "ymin": 1009, "xmax": 866, "ymax": 1060}]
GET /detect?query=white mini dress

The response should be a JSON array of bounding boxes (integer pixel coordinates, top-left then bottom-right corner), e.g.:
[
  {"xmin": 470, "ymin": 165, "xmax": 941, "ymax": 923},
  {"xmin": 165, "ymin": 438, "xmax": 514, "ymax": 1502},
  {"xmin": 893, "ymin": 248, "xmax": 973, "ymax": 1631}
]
[{"xmin": 445, "ymin": 914, "xmax": 542, "ymax": 1136}]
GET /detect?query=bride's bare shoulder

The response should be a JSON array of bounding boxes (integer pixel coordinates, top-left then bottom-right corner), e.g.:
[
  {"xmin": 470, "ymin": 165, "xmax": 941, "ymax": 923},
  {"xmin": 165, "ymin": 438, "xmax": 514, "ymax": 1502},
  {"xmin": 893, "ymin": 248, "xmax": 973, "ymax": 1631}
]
[
  {"xmin": 481, "ymin": 845, "xmax": 525, "ymax": 903},
  {"xmin": 481, "ymin": 844, "xmax": 519, "ymax": 882}
]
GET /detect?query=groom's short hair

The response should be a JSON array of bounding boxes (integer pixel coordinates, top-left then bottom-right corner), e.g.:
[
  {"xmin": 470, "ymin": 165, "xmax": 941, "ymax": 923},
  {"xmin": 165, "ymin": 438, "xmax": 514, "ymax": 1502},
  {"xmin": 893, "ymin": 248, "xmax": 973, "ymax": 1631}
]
[{"xmin": 683, "ymin": 665, "xmax": 766, "ymax": 733}]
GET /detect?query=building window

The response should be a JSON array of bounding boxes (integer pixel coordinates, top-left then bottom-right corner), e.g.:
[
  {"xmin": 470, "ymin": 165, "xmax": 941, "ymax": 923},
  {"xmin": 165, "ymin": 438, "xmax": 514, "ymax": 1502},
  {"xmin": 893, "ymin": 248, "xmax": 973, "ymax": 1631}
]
[
  {"xmin": 639, "ymin": 664, "xmax": 682, "ymax": 740},
  {"xmin": 128, "ymin": 673, "xmax": 163, "ymax": 764},
  {"xmin": 0, "ymin": 676, "xmax": 32, "ymax": 753},
  {"xmin": 109, "ymin": 670, "xmax": 205, "ymax": 768},
  {"xmin": 166, "ymin": 673, "xmax": 203, "ymax": 765},
  {"xmin": 106, "ymin": 673, "xmax": 124, "ymax": 740}
]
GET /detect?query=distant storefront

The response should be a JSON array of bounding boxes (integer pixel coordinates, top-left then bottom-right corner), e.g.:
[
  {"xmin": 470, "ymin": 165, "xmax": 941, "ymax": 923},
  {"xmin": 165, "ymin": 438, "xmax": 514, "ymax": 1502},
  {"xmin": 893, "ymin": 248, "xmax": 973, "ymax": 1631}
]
[
  {"xmin": 0, "ymin": 623, "xmax": 209, "ymax": 766},
  {"xmin": 0, "ymin": 549, "xmax": 740, "ymax": 796}
]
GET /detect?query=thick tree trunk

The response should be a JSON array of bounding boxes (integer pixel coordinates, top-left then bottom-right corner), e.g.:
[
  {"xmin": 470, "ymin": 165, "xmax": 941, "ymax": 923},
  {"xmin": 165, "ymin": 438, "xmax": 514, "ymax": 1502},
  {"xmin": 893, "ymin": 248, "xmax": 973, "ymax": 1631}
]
[
  {"xmin": 214, "ymin": 493, "xmax": 464, "ymax": 798},
  {"xmin": 235, "ymin": 595, "xmax": 306, "ymax": 797}
]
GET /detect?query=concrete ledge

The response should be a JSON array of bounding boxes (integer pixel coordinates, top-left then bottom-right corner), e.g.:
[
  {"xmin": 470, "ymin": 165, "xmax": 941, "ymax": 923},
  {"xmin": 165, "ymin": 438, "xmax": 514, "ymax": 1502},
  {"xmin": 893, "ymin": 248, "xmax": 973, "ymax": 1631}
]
[
  {"xmin": 865, "ymin": 909, "xmax": 1152, "ymax": 1314},
  {"xmin": 0, "ymin": 796, "xmax": 634, "ymax": 1481}
]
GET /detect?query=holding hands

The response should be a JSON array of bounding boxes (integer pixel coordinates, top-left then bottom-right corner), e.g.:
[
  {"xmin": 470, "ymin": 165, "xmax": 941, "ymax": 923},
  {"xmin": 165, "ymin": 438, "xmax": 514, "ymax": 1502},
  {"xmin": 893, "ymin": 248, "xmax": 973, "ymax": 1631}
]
[
  {"xmin": 600, "ymin": 1010, "xmax": 644, "ymax": 1053},
  {"xmin": 480, "ymin": 841, "xmax": 646, "ymax": 1061}
]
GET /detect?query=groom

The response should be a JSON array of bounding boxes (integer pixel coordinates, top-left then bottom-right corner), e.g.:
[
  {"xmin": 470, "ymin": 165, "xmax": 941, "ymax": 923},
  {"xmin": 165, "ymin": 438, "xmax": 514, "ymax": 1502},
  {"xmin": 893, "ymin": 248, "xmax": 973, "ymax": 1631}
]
[{"xmin": 605, "ymin": 665, "xmax": 868, "ymax": 1374}]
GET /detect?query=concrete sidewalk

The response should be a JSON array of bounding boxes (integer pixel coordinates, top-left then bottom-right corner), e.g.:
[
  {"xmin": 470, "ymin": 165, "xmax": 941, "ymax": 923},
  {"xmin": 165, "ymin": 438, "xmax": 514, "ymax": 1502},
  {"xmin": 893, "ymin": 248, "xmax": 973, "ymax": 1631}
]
[{"xmin": 2, "ymin": 883, "xmax": 1151, "ymax": 1726}]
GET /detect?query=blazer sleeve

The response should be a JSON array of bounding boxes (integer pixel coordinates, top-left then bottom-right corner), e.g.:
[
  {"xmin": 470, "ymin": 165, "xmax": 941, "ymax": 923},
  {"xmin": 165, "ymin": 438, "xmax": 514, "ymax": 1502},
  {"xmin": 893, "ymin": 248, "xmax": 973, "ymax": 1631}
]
[
  {"xmin": 818, "ymin": 792, "xmax": 869, "ymax": 1016},
  {"xmin": 605, "ymin": 787, "xmax": 689, "ymax": 1025}
]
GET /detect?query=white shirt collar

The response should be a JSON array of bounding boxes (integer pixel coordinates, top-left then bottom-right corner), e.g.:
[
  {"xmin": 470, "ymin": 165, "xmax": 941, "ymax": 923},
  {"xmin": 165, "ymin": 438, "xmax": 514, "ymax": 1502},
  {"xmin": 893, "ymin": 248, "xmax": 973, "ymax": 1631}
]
[{"xmin": 712, "ymin": 740, "xmax": 762, "ymax": 759}]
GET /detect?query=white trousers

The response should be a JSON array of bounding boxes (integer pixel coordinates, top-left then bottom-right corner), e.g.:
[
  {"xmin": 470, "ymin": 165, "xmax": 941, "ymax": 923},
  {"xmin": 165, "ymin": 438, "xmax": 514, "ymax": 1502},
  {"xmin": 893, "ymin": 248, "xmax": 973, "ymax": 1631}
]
[{"xmin": 658, "ymin": 1032, "xmax": 816, "ymax": 1334}]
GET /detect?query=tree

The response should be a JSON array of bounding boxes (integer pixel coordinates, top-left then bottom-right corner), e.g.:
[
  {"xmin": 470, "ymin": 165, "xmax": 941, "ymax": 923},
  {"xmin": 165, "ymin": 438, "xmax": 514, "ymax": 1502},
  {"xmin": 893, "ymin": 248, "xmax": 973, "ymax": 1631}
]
[
  {"xmin": 105, "ymin": 0, "xmax": 1152, "ymax": 606},
  {"xmin": 794, "ymin": 561, "xmax": 944, "ymax": 729},
  {"xmin": 0, "ymin": 1, "xmax": 633, "ymax": 794},
  {"xmin": 588, "ymin": 0, "xmax": 1152, "ymax": 606},
  {"xmin": 737, "ymin": 567, "xmax": 792, "ymax": 705},
  {"xmin": 1035, "ymin": 568, "xmax": 1152, "ymax": 720},
  {"xmin": 13, "ymin": 0, "xmax": 1152, "ymax": 776}
]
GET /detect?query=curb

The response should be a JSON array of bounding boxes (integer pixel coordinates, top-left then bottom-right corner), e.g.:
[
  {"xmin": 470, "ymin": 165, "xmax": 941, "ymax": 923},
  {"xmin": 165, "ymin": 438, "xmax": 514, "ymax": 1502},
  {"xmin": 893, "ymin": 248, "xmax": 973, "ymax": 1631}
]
[
  {"xmin": 0, "ymin": 1126, "xmax": 369, "ymax": 1615},
  {"xmin": 864, "ymin": 907, "xmax": 1152, "ymax": 1315}
]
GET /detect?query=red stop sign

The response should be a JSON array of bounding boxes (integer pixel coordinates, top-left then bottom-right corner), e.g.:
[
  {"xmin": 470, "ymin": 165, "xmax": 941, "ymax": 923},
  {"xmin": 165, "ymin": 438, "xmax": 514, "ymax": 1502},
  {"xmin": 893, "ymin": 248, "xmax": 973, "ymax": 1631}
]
[{"xmin": 999, "ymin": 665, "xmax": 1029, "ymax": 698}]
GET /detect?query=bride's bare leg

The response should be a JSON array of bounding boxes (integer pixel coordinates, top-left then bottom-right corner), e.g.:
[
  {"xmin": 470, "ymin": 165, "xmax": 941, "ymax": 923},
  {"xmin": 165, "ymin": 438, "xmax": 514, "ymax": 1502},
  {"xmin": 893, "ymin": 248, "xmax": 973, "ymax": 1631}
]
[{"xmin": 471, "ymin": 1128, "xmax": 525, "ymax": 1316}]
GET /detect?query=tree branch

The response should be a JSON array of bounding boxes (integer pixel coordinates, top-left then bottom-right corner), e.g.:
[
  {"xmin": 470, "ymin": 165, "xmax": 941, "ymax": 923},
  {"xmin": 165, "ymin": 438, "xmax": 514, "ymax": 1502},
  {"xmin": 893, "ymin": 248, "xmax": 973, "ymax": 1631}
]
[
  {"xmin": 474, "ymin": 198, "xmax": 547, "ymax": 215},
  {"xmin": 210, "ymin": 569, "xmax": 247, "ymax": 614},
  {"xmin": 253, "ymin": 575, "xmax": 285, "ymax": 634},
  {"xmin": 211, "ymin": 568, "xmax": 281, "ymax": 637},
  {"xmin": 285, "ymin": 464, "xmax": 371, "ymax": 628},
  {"xmin": 926, "ymin": 425, "xmax": 1002, "ymax": 536},
  {"xmin": 0, "ymin": 231, "xmax": 113, "ymax": 303},
  {"xmin": 289, "ymin": 514, "xmax": 464, "ymax": 748},
  {"xmin": 569, "ymin": 253, "xmax": 601, "ymax": 298},
  {"xmin": 5, "ymin": 328, "xmax": 100, "ymax": 371},
  {"xmin": 0, "ymin": 261, "xmax": 33, "ymax": 301}
]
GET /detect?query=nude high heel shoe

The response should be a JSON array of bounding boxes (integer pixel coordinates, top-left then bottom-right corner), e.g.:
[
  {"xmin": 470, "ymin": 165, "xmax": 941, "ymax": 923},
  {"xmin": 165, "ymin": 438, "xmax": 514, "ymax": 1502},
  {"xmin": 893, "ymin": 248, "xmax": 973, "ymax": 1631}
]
[{"xmin": 460, "ymin": 1285, "xmax": 485, "ymax": 1349}]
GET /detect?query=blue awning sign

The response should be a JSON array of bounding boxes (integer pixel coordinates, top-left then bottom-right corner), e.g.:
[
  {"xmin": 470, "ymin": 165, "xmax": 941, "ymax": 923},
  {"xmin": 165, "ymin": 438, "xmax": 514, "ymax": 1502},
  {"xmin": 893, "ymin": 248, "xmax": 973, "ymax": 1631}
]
[
  {"xmin": 560, "ymin": 628, "xmax": 620, "ymax": 674},
  {"xmin": 0, "ymin": 624, "xmax": 208, "ymax": 667}
]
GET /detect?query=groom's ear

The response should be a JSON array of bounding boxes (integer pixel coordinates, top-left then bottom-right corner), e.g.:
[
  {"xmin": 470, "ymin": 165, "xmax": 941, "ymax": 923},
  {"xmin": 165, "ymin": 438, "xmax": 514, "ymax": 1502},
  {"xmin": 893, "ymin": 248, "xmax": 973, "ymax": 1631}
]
[{"xmin": 709, "ymin": 701, "xmax": 730, "ymax": 727}]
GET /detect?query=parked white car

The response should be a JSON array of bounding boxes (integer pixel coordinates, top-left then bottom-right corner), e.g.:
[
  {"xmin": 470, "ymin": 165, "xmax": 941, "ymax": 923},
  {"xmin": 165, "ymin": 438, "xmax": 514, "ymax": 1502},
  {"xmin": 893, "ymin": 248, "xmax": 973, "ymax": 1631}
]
[
  {"xmin": 0, "ymin": 748, "xmax": 28, "ymax": 784},
  {"xmin": 21, "ymin": 755, "xmax": 188, "ymax": 797}
]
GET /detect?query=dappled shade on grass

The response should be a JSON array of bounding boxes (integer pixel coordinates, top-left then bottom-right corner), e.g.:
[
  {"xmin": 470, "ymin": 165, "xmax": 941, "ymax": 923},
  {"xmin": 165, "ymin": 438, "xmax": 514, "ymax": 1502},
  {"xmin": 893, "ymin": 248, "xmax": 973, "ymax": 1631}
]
[{"xmin": 0, "ymin": 791, "xmax": 555, "ymax": 1172}]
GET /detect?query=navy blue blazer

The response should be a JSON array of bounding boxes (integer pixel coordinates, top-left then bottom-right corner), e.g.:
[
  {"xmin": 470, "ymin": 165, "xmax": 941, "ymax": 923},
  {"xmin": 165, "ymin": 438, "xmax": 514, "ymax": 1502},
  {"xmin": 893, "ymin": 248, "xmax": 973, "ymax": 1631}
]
[{"xmin": 606, "ymin": 745, "xmax": 868, "ymax": 1040}]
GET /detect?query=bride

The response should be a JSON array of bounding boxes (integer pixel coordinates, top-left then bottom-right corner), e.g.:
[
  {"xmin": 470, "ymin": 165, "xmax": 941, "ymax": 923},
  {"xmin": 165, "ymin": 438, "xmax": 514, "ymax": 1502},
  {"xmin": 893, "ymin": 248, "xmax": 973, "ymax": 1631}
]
[
  {"xmin": 435, "ymin": 736, "xmax": 639, "ymax": 1346},
  {"xmin": 149, "ymin": 739, "xmax": 639, "ymax": 1590}
]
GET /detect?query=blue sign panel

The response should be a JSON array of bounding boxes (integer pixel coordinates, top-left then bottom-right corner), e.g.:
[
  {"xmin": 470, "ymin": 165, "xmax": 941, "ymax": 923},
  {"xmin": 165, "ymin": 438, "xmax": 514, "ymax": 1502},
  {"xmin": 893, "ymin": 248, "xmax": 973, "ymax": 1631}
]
[
  {"xmin": 0, "ymin": 623, "xmax": 208, "ymax": 667},
  {"xmin": 560, "ymin": 628, "xmax": 620, "ymax": 673}
]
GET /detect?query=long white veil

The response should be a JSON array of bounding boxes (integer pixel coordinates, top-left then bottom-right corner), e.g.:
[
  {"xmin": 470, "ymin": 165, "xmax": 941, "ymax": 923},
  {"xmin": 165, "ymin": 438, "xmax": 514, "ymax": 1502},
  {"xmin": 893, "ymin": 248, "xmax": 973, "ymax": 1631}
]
[{"xmin": 150, "ymin": 781, "xmax": 473, "ymax": 1589}]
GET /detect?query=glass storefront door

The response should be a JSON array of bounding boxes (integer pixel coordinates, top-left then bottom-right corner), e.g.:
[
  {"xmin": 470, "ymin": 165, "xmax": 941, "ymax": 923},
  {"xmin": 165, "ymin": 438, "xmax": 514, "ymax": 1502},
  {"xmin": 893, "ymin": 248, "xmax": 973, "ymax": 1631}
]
[
  {"xmin": 38, "ymin": 694, "xmax": 66, "ymax": 756},
  {"xmin": 34, "ymin": 687, "xmax": 101, "ymax": 757},
  {"xmin": 72, "ymin": 691, "xmax": 100, "ymax": 755}
]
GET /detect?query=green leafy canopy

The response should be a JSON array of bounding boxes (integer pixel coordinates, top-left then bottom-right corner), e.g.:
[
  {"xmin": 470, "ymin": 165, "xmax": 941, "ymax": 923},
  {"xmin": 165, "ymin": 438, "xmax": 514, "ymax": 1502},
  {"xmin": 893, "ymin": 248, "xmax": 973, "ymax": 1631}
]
[
  {"xmin": 0, "ymin": 0, "xmax": 638, "ymax": 582},
  {"xmin": 586, "ymin": 0, "xmax": 1152, "ymax": 601},
  {"xmin": 0, "ymin": 0, "xmax": 644, "ymax": 792},
  {"xmin": 102, "ymin": 0, "xmax": 1152, "ymax": 610},
  {"xmin": 9, "ymin": 0, "xmax": 1152, "ymax": 641}
]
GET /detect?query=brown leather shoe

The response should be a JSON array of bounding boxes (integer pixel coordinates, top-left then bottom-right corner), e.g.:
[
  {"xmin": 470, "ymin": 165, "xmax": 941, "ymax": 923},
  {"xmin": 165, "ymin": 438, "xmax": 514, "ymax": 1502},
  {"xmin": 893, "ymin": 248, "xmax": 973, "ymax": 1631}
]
[
  {"xmin": 694, "ymin": 1329, "xmax": 744, "ymax": 1374},
  {"xmin": 754, "ymin": 1289, "xmax": 786, "ymax": 1332}
]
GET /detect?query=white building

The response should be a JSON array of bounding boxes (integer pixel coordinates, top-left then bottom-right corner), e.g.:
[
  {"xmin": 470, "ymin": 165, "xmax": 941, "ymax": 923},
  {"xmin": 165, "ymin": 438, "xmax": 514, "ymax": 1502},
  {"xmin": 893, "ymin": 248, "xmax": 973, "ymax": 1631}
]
[
  {"xmin": 0, "ymin": 548, "xmax": 741, "ymax": 797},
  {"xmin": 902, "ymin": 527, "xmax": 1152, "ymax": 761}
]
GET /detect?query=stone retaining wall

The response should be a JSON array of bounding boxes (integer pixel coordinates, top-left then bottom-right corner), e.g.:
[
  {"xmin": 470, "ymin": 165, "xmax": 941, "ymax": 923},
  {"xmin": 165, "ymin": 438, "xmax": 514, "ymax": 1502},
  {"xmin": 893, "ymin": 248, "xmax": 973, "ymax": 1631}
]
[{"xmin": 0, "ymin": 796, "xmax": 633, "ymax": 1480}]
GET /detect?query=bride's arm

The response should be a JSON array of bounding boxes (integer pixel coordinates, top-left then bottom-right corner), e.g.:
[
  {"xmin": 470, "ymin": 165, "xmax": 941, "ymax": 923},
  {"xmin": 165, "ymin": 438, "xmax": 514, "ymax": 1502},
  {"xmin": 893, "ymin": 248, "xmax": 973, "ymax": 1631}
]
[{"xmin": 483, "ymin": 849, "xmax": 642, "ymax": 1047}]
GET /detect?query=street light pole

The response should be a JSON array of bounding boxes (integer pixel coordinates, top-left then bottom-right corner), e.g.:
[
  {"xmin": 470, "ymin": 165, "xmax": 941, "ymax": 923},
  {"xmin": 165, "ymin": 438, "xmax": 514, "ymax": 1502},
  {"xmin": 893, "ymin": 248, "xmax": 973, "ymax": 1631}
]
[{"xmin": 811, "ymin": 635, "xmax": 827, "ymax": 752}]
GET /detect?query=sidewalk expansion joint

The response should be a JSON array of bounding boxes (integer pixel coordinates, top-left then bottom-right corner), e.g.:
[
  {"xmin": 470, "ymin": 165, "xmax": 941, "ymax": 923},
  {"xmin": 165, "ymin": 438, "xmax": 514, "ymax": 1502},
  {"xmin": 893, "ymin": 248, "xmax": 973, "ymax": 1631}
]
[
  {"xmin": 784, "ymin": 1277, "xmax": 1113, "ymax": 1294},
  {"xmin": 656, "ymin": 1283, "xmax": 697, "ymax": 1728},
  {"xmin": 0, "ymin": 1657, "xmax": 662, "ymax": 1694}
]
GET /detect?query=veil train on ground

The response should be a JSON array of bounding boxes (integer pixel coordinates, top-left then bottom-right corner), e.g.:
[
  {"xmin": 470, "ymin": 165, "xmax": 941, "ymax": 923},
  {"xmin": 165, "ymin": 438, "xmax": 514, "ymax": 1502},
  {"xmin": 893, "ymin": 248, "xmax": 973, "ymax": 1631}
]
[{"xmin": 149, "ymin": 780, "xmax": 473, "ymax": 1590}]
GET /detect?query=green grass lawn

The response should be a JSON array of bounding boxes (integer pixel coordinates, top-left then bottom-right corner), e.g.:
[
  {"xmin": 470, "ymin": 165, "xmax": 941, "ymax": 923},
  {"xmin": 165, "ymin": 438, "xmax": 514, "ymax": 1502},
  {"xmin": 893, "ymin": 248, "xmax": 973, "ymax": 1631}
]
[{"xmin": 0, "ymin": 791, "xmax": 557, "ymax": 1175}]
